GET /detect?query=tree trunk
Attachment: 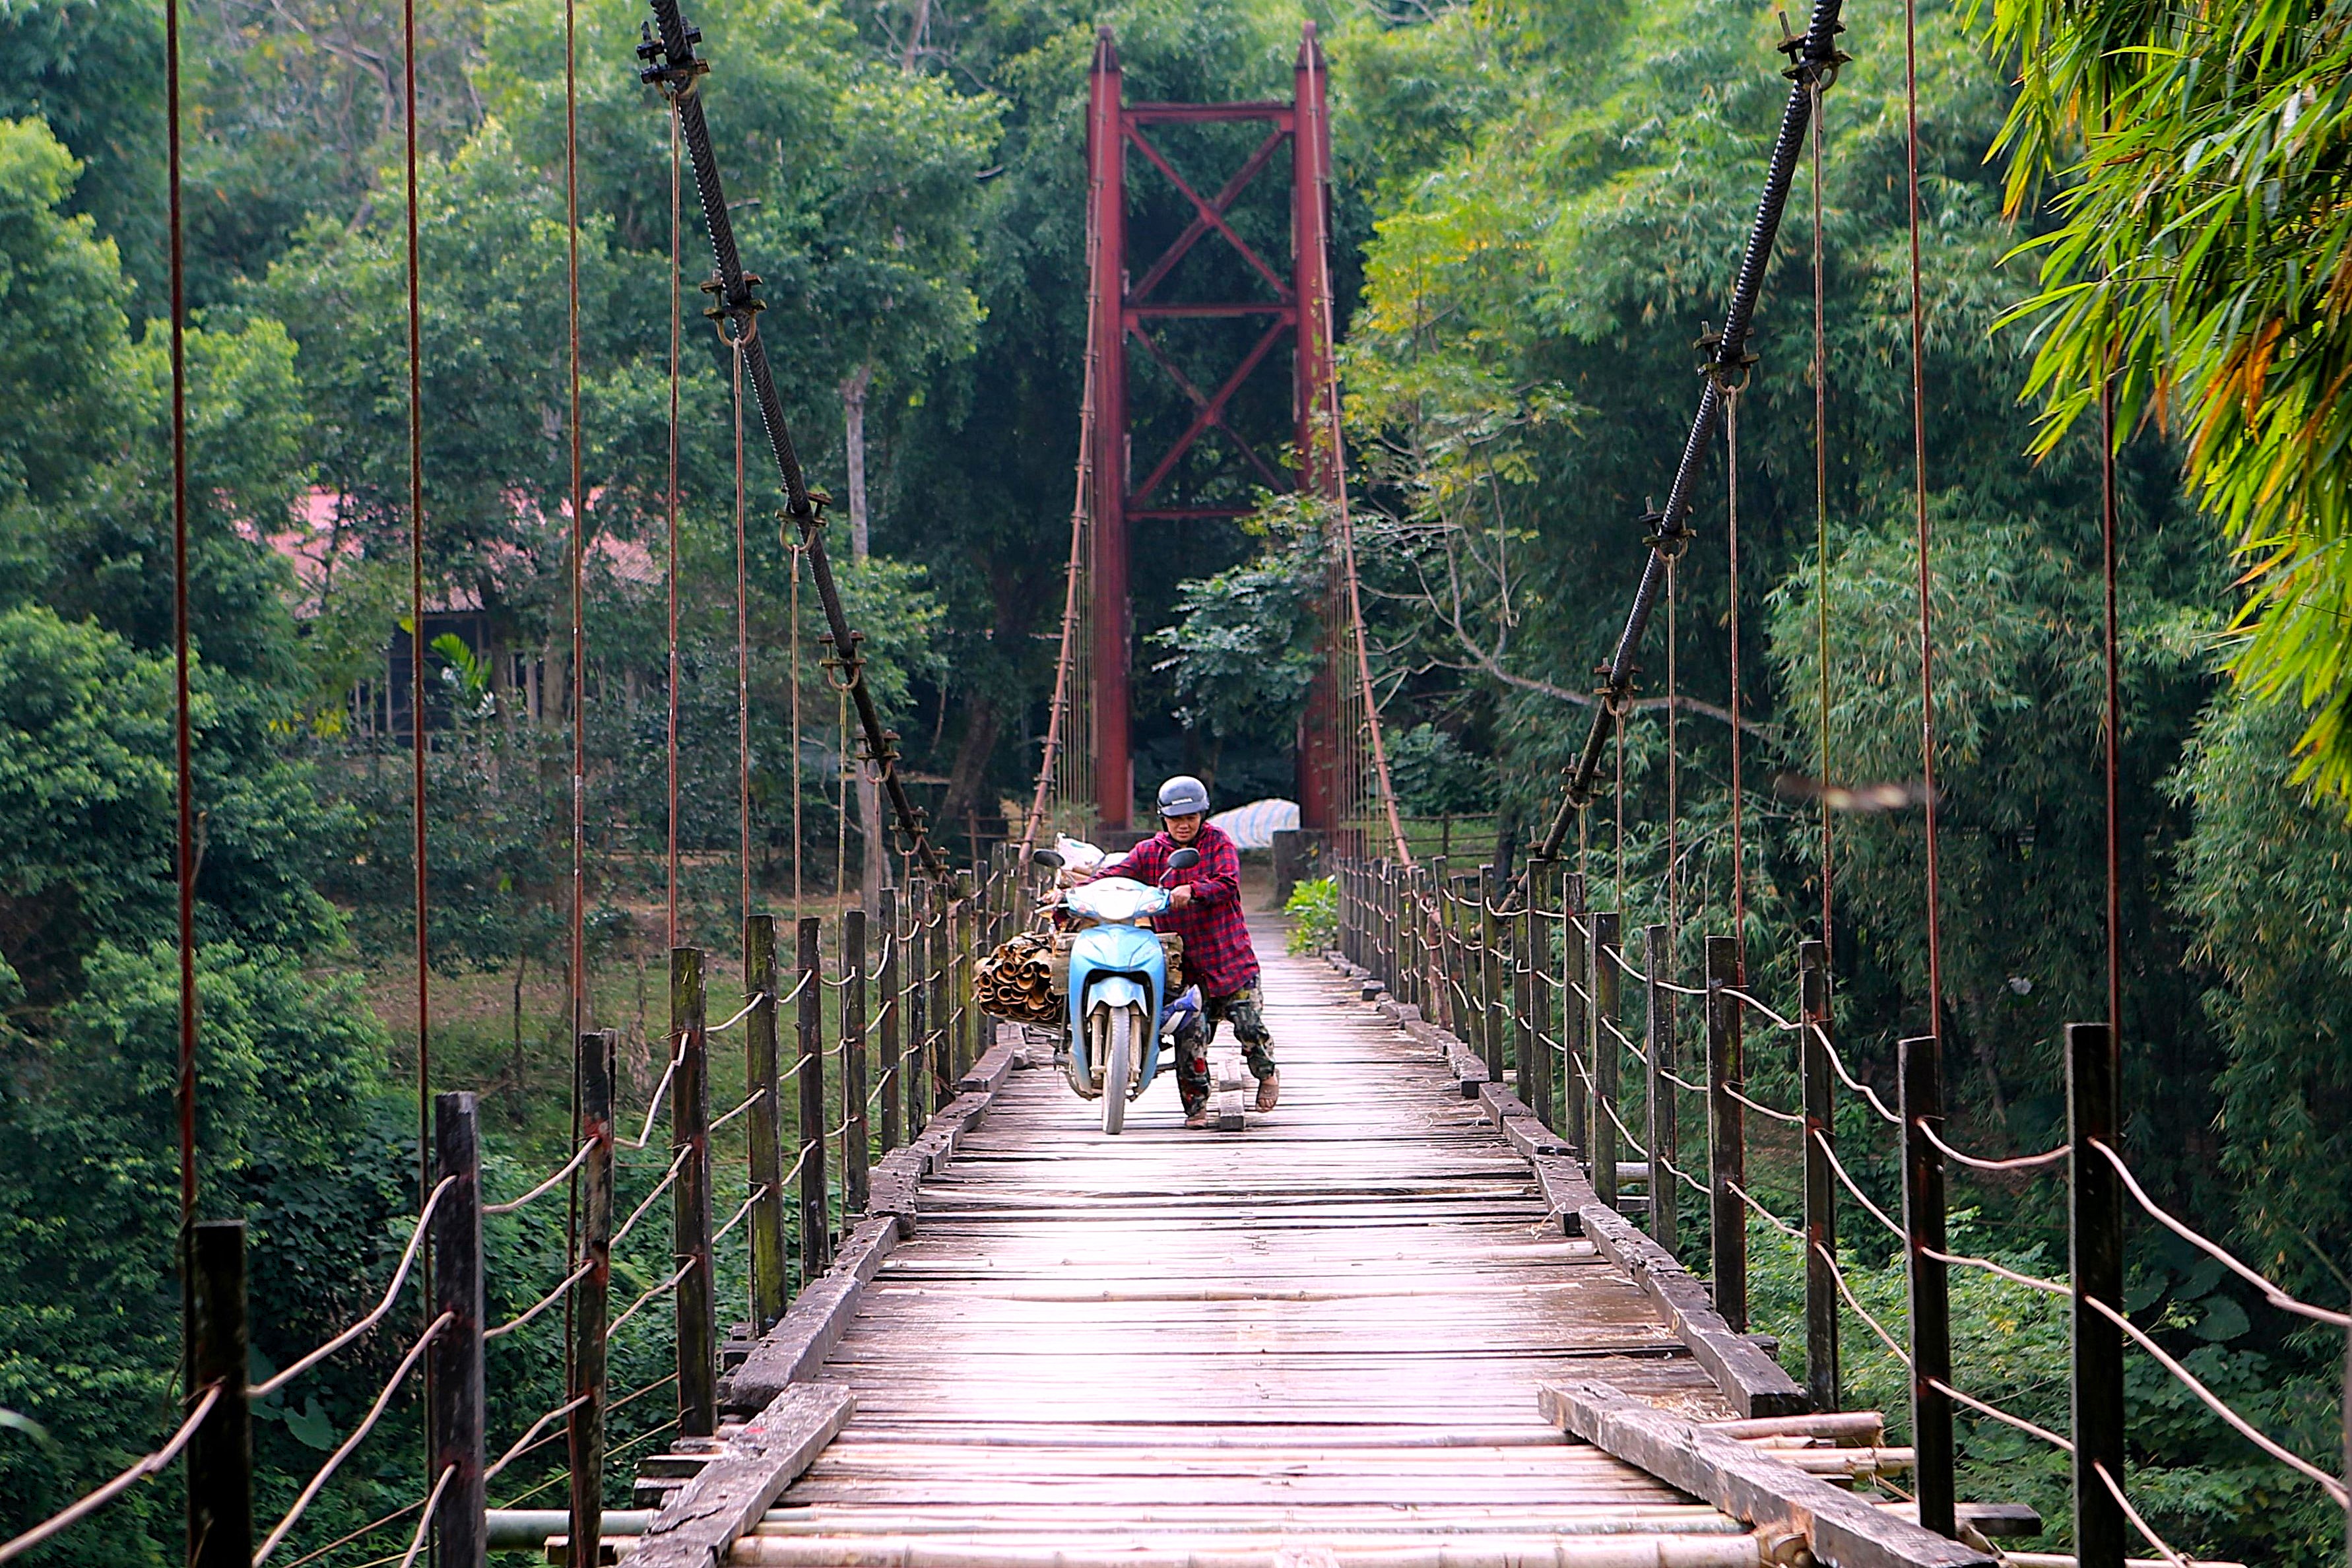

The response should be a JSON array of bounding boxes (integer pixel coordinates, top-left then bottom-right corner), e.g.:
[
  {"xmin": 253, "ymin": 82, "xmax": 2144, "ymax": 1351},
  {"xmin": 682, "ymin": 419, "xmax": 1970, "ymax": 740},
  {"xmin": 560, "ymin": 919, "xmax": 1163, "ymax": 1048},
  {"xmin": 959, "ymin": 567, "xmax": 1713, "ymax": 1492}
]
[
  {"xmin": 934, "ymin": 695, "xmax": 1001, "ymax": 848},
  {"xmin": 842, "ymin": 366, "xmax": 872, "ymax": 562},
  {"xmin": 843, "ymin": 365, "xmax": 886, "ymax": 907}
]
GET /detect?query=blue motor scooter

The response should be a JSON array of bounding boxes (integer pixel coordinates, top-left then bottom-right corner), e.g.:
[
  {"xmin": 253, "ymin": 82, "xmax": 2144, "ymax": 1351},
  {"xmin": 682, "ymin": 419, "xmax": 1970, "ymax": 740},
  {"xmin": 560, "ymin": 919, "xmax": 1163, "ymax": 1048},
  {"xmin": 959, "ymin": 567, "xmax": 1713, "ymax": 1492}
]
[{"xmin": 1033, "ymin": 845, "xmax": 1198, "ymax": 1134}]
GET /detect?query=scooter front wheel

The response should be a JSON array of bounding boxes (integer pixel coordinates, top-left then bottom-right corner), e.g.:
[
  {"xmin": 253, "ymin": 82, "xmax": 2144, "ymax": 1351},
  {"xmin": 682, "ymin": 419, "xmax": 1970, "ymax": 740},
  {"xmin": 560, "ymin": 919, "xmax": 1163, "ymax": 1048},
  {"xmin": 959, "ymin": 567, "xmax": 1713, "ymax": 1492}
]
[{"xmin": 1101, "ymin": 1006, "xmax": 1134, "ymax": 1136}]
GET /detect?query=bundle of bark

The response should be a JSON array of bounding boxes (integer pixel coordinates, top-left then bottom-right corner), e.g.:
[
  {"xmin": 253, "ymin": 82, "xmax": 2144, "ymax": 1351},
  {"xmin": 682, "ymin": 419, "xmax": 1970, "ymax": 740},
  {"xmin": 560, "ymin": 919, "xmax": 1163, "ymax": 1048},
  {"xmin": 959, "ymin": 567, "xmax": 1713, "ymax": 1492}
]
[{"xmin": 977, "ymin": 931, "xmax": 1061, "ymax": 1023}]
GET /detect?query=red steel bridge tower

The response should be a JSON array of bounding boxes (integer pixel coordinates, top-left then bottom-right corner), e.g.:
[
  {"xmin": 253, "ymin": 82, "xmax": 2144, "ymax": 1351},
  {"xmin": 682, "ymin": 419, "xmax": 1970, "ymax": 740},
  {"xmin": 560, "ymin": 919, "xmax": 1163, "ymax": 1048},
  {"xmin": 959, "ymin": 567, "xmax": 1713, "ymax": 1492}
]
[{"xmin": 1085, "ymin": 23, "xmax": 1342, "ymax": 833}]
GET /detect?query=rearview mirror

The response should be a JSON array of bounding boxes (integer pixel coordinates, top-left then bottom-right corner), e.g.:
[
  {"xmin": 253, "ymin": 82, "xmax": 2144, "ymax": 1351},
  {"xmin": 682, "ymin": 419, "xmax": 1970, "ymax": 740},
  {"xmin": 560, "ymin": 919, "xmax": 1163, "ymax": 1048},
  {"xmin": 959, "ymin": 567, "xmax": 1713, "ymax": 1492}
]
[
  {"xmin": 1029, "ymin": 849, "xmax": 1064, "ymax": 871},
  {"xmin": 1167, "ymin": 847, "xmax": 1202, "ymax": 871}
]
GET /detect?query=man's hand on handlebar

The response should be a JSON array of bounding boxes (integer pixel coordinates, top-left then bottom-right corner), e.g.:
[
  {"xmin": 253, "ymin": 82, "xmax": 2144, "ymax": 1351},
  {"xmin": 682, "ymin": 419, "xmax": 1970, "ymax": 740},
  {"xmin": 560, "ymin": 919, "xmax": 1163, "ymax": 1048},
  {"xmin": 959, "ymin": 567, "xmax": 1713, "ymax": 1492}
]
[{"xmin": 1167, "ymin": 884, "xmax": 1194, "ymax": 909}]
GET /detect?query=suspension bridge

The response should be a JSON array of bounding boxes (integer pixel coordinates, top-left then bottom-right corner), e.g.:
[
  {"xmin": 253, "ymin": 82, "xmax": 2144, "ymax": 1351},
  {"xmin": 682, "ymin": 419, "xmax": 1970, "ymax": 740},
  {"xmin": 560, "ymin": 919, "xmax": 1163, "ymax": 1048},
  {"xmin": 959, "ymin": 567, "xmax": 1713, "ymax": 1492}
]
[{"xmin": 4, "ymin": 0, "xmax": 2347, "ymax": 1566}]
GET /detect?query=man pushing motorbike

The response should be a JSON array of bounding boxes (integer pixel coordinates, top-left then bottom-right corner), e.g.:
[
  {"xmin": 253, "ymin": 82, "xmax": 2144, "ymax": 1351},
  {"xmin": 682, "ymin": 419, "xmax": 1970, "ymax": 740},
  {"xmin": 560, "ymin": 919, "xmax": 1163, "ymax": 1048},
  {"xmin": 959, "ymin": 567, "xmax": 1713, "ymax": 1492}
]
[{"xmin": 1112, "ymin": 776, "xmax": 1280, "ymax": 1128}]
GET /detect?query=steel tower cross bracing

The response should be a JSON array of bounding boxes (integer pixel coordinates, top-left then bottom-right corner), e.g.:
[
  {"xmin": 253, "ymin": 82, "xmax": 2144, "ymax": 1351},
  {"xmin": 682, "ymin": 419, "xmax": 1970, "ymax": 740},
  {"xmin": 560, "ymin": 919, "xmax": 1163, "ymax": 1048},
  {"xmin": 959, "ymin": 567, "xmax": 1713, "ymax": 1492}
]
[{"xmin": 1084, "ymin": 25, "xmax": 1342, "ymax": 833}]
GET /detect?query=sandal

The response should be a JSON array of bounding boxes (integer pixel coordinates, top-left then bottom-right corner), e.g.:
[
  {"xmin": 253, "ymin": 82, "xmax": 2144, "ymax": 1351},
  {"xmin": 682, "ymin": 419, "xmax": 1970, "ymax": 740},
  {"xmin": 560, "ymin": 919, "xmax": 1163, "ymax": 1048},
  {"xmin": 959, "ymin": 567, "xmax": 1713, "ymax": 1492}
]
[{"xmin": 1255, "ymin": 1071, "xmax": 1281, "ymax": 1112}]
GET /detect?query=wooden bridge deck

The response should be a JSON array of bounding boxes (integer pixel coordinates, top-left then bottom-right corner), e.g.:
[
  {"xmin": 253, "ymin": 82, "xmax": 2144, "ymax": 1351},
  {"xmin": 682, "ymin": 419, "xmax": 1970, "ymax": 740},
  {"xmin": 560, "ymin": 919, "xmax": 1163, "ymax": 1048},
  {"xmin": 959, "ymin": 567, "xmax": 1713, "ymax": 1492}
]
[{"xmin": 683, "ymin": 923, "xmax": 1771, "ymax": 1565}]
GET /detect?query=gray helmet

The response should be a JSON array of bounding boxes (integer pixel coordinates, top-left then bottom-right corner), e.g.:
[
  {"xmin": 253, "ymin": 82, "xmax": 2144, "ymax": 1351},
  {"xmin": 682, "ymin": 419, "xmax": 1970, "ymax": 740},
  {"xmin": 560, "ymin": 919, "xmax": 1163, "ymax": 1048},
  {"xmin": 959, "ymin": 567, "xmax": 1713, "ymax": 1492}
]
[{"xmin": 1156, "ymin": 774, "xmax": 1211, "ymax": 818}]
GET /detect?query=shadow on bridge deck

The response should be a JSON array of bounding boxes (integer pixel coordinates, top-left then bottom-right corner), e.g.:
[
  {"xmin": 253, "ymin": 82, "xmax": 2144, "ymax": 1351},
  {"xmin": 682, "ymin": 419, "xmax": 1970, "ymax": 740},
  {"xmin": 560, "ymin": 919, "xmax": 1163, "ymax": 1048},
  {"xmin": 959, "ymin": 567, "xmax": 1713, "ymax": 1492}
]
[{"xmin": 677, "ymin": 923, "xmax": 1765, "ymax": 1565}]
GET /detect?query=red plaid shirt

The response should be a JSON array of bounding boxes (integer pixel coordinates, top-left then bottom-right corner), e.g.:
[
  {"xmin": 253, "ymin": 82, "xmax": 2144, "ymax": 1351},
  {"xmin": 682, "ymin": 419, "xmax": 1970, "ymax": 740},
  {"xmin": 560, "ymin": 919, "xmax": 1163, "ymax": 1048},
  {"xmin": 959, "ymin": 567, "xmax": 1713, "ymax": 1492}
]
[{"xmin": 1116, "ymin": 825, "xmax": 1259, "ymax": 998}]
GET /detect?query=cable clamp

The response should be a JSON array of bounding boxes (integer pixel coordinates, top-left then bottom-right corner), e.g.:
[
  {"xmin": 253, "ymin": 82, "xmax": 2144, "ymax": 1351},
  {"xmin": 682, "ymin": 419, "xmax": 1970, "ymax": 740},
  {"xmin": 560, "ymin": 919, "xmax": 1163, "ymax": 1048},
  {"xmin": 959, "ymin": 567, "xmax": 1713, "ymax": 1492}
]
[
  {"xmin": 702, "ymin": 273, "xmax": 764, "ymax": 346},
  {"xmin": 1695, "ymin": 323, "xmax": 1758, "ymax": 394},
  {"xmin": 818, "ymin": 630, "xmax": 868, "ymax": 692},
  {"xmin": 1775, "ymin": 11, "xmax": 1850, "ymax": 89},
  {"xmin": 637, "ymin": 20, "xmax": 710, "ymax": 95},
  {"xmin": 1595, "ymin": 668, "xmax": 1639, "ymax": 721},
  {"xmin": 1639, "ymin": 507, "xmax": 1693, "ymax": 562}
]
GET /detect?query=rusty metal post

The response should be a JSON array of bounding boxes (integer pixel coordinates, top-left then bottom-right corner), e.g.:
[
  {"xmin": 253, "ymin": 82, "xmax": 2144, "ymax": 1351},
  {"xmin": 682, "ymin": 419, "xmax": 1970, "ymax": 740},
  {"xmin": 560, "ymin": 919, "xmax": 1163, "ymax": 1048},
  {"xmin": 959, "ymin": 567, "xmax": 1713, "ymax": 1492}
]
[{"xmin": 1086, "ymin": 28, "xmax": 1130, "ymax": 832}]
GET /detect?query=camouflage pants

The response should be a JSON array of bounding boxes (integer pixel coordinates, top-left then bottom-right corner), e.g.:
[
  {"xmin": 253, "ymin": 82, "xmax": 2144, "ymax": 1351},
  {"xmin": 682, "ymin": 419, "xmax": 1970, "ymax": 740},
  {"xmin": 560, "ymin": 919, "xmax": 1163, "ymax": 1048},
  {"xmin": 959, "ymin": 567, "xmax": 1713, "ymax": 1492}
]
[{"xmin": 1173, "ymin": 985, "xmax": 1278, "ymax": 1115}]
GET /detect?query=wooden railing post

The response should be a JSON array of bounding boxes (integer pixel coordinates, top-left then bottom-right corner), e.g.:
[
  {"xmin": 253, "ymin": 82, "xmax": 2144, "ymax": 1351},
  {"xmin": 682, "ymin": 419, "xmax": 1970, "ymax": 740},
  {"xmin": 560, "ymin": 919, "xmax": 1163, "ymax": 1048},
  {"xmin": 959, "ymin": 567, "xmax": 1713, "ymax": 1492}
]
[
  {"xmin": 1643, "ymin": 923, "xmax": 1676, "ymax": 1254},
  {"xmin": 1392, "ymin": 865, "xmax": 1411, "ymax": 1010},
  {"xmin": 568, "ymin": 1029, "xmax": 615, "ymax": 1568},
  {"xmin": 1351, "ymin": 860, "xmax": 1363, "ymax": 960},
  {"xmin": 1901, "ymin": 1031, "xmax": 1955, "ymax": 1536},
  {"xmin": 1478, "ymin": 864, "xmax": 1504, "ymax": 1082},
  {"xmin": 1705, "ymin": 936, "xmax": 1746, "ymax": 1332},
  {"xmin": 744, "ymin": 918, "xmax": 787, "ymax": 1332},
  {"xmin": 907, "ymin": 880, "xmax": 932, "ymax": 1131},
  {"xmin": 431, "ymin": 1092, "xmax": 486, "ymax": 1567},
  {"xmin": 878, "ymin": 888, "xmax": 902, "ymax": 1153},
  {"xmin": 1563, "ymin": 890, "xmax": 1588, "ymax": 1161},
  {"xmin": 1373, "ymin": 865, "xmax": 1392, "ymax": 987},
  {"xmin": 843, "ymin": 908, "xmax": 869, "ymax": 1214},
  {"xmin": 1797, "ymin": 940, "xmax": 1839, "ymax": 1413},
  {"xmin": 929, "ymin": 883, "xmax": 954, "ymax": 1109},
  {"xmin": 953, "ymin": 871, "xmax": 976, "ymax": 1080},
  {"xmin": 671, "ymin": 948, "xmax": 716, "ymax": 1439},
  {"xmin": 1590, "ymin": 913, "xmax": 1623, "ymax": 1212},
  {"xmin": 796, "ymin": 917, "xmax": 832, "ymax": 1280},
  {"xmin": 1522, "ymin": 861, "xmax": 1554, "ymax": 1130},
  {"xmin": 2068, "ymin": 1021, "xmax": 2125, "ymax": 1568},
  {"xmin": 187, "ymin": 1220, "xmax": 250, "ymax": 1568},
  {"xmin": 1425, "ymin": 857, "xmax": 1447, "ymax": 1028}
]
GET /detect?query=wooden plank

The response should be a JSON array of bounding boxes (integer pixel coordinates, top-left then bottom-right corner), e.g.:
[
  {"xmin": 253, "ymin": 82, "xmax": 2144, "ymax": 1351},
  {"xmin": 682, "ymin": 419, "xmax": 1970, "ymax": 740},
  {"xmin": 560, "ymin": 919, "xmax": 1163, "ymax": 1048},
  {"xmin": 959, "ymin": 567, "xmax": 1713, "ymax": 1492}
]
[
  {"xmin": 1578, "ymin": 1200, "xmax": 1804, "ymax": 1418},
  {"xmin": 1334, "ymin": 955, "xmax": 1800, "ymax": 1418},
  {"xmin": 958, "ymin": 1033, "xmax": 1018, "ymax": 1097},
  {"xmin": 629, "ymin": 1384, "xmax": 854, "ymax": 1568},
  {"xmin": 724, "ymin": 1220, "xmax": 901, "ymax": 1412},
  {"xmin": 1540, "ymin": 1379, "xmax": 1996, "ymax": 1568},
  {"xmin": 710, "ymin": 1535, "xmax": 1764, "ymax": 1567}
]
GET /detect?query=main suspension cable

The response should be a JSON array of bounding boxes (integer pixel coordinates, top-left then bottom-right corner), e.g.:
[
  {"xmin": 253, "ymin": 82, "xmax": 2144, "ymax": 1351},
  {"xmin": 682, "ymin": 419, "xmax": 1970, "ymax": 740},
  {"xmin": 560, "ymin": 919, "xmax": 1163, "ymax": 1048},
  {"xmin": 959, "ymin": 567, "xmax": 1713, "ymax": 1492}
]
[
  {"xmin": 1529, "ymin": 0, "xmax": 1846, "ymax": 868},
  {"xmin": 640, "ymin": 0, "xmax": 946, "ymax": 878}
]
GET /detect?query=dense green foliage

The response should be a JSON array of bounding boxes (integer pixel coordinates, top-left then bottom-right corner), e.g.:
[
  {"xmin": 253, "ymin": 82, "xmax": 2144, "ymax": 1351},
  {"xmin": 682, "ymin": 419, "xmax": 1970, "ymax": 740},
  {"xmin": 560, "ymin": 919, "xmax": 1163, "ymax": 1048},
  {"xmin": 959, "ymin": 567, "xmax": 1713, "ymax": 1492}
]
[
  {"xmin": 0, "ymin": 0, "xmax": 2348, "ymax": 1562},
  {"xmin": 1987, "ymin": 0, "xmax": 2352, "ymax": 808}
]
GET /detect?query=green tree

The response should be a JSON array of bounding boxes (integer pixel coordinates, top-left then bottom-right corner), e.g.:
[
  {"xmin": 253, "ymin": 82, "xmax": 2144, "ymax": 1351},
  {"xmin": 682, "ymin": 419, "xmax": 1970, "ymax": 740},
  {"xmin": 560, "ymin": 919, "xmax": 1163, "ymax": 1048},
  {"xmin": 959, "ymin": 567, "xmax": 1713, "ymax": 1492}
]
[{"xmin": 1988, "ymin": 0, "xmax": 2352, "ymax": 808}]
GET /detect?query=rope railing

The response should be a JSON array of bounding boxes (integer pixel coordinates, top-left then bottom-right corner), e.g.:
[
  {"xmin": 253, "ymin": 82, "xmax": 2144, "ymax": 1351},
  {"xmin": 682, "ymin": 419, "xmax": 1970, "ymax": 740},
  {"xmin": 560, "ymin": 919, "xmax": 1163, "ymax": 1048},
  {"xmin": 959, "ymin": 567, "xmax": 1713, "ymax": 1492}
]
[
  {"xmin": 482, "ymin": 1397, "xmax": 589, "ymax": 1484},
  {"xmin": 0, "ymin": 1384, "xmax": 220, "ymax": 1565},
  {"xmin": 1341, "ymin": 857, "xmax": 2352, "ymax": 1565},
  {"xmin": 2082, "ymin": 1295, "xmax": 2349, "ymax": 1503},
  {"xmin": 622, "ymin": 1050, "xmax": 685, "ymax": 1150},
  {"xmin": 485, "ymin": 1145, "xmax": 588, "ymax": 1216},
  {"xmin": 486, "ymin": 1259, "xmax": 595, "ymax": 1341},
  {"xmin": 2090, "ymin": 1138, "xmax": 2352, "ymax": 1328},
  {"xmin": 606, "ymin": 1264, "xmax": 691, "ymax": 1342},
  {"xmin": 255, "ymin": 1175, "xmax": 455, "ymax": 1396},
  {"xmin": 387, "ymin": 1468, "xmax": 452, "ymax": 1568},
  {"xmin": 1916, "ymin": 1123, "xmax": 2070, "ymax": 1174},
  {"xmin": 253, "ymin": 1310, "xmax": 453, "ymax": 1565}
]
